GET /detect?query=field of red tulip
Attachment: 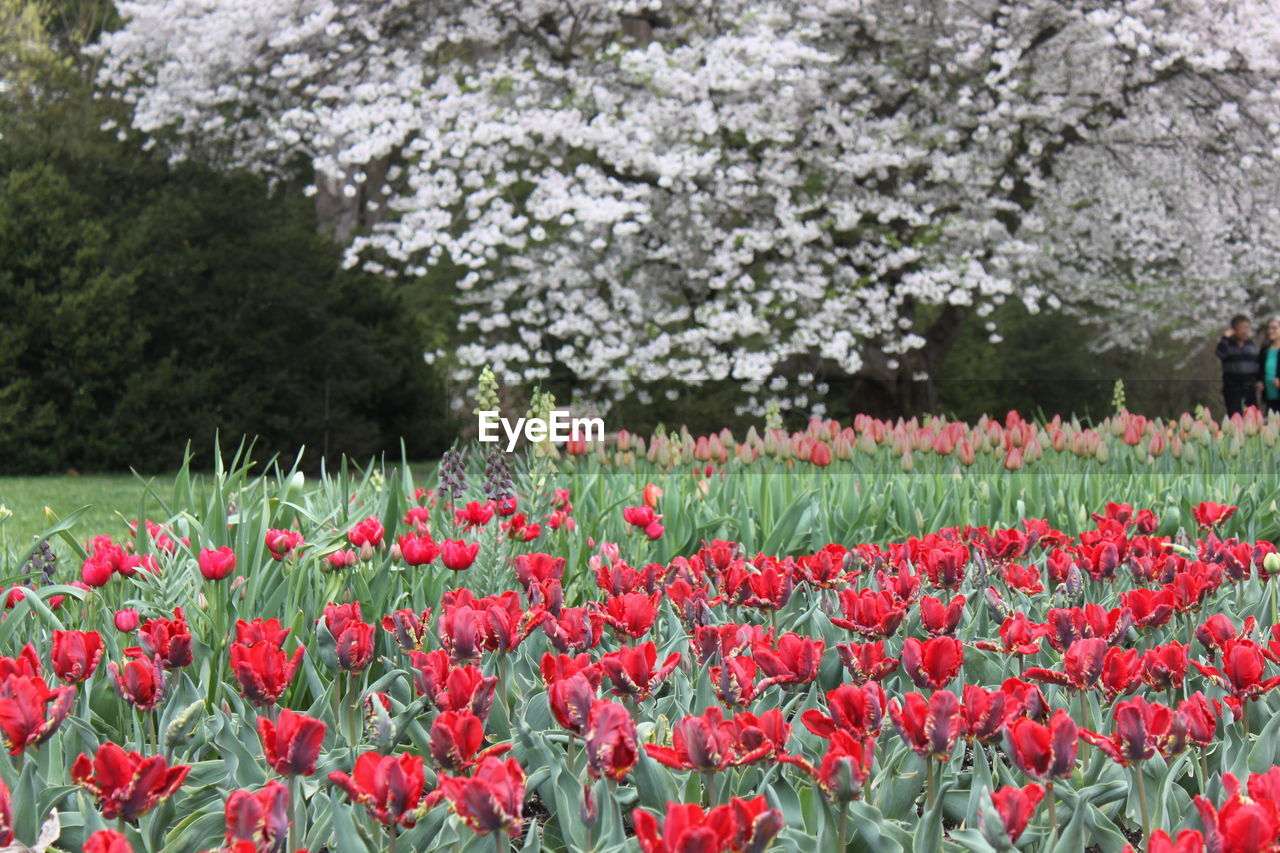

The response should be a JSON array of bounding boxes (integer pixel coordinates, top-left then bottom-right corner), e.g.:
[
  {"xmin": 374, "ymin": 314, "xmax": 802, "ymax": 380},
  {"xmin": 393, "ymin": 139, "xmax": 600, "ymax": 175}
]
[{"xmin": 0, "ymin": 408, "xmax": 1279, "ymax": 852}]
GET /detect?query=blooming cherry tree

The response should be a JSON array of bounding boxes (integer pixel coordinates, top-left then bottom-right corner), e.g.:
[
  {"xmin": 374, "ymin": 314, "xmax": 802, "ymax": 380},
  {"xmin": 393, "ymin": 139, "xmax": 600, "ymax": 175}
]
[{"xmin": 96, "ymin": 0, "xmax": 1280, "ymax": 412}]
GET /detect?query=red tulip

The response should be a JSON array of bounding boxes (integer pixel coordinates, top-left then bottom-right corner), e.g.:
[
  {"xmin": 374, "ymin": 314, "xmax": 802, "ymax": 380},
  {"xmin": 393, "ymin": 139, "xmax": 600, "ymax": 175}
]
[
  {"xmin": 1176, "ymin": 692, "xmax": 1220, "ymax": 748},
  {"xmin": 1192, "ymin": 501, "xmax": 1237, "ymax": 530},
  {"xmin": 919, "ymin": 594, "xmax": 965, "ymax": 637},
  {"xmin": 229, "ymin": 641, "xmax": 304, "ymax": 707},
  {"xmin": 1003, "ymin": 709, "xmax": 1078, "ymax": 782},
  {"xmin": 328, "ymin": 751, "xmax": 427, "ymax": 828},
  {"xmin": 84, "ymin": 830, "xmax": 134, "ymax": 853},
  {"xmin": 130, "ymin": 609, "xmax": 193, "ymax": 669},
  {"xmin": 622, "ymin": 506, "xmax": 656, "ymax": 527},
  {"xmin": 258, "ymin": 708, "xmax": 326, "ymax": 776},
  {"xmin": 409, "ymin": 650, "xmax": 497, "ymax": 719},
  {"xmin": 542, "ymin": 606, "xmax": 604, "ymax": 654},
  {"xmin": 347, "ymin": 516, "xmax": 385, "ymax": 548},
  {"xmin": 51, "ymin": 630, "xmax": 104, "ymax": 683},
  {"xmin": 831, "ymin": 589, "xmax": 908, "ymax": 639},
  {"xmin": 921, "ymin": 544, "xmax": 969, "ymax": 590},
  {"xmin": 73, "ymin": 742, "xmax": 190, "ymax": 821},
  {"xmin": 600, "ymin": 592, "xmax": 659, "ymax": 639},
  {"xmin": 981, "ymin": 783, "xmax": 1045, "ymax": 847},
  {"xmin": 1192, "ymin": 639, "xmax": 1280, "ymax": 706},
  {"xmin": 381, "ymin": 608, "xmax": 433, "ymax": 652},
  {"xmin": 901, "ymin": 636, "xmax": 964, "ymax": 690},
  {"xmin": 889, "ymin": 690, "xmax": 962, "ymax": 761},
  {"xmin": 1139, "ymin": 643, "xmax": 1189, "ymax": 692},
  {"xmin": 1122, "ymin": 587, "xmax": 1177, "ymax": 629},
  {"xmin": 710, "ymin": 656, "xmax": 760, "ymax": 708},
  {"xmin": 801, "ymin": 683, "xmax": 887, "ymax": 739},
  {"xmin": 834, "ymin": 641, "xmax": 899, "ymax": 683},
  {"xmin": 439, "ymin": 539, "xmax": 480, "ymax": 571},
  {"xmin": 645, "ymin": 707, "xmax": 734, "ymax": 772},
  {"xmin": 1026, "ymin": 637, "xmax": 1108, "ymax": 691},
  {"xmin": 434, "ymin": 756, "xmax": 525, "ymax": 837},
  {"xmin": 547, "ymin": 673, "xmax": 598, "ymax": 736},
  {"xmin": 429, "ymin": 710, "xmax": 512, "ymax": 773},
  {"xmin": 235, "ymin": 618, "xmax": 291, "ymax": 647},
  {"xmin": 264, "ymin": 529, "xmax": 303, "ymax": 560},
  {"xmin": 752, "ymin": 633, "xmax": 824, "ymax": 688},
  {"xmin": 513, "ymin": 552, "xmax": 565, "ymax": 588},
  {"xmin": 633, "ymin": 802, "xmax": 733, "ymax": 853},
  {"xmin": 397, "ymin": 534, "xmax": 439, "ymax": 566},
  {"xmin": 197, "ymin": 546, "xmax": 237, "ymax": 581},
  {"xmin": 1194, "ymin": 773, "xmax": 1279, "ymax": 853},
  {"xmin": 585, "ymin": 699, "xmax": 639, "ymax": 781},
  {"xmin": 792, "ymin": 731, "xmax": 877, "ymax": 804},
  {"xmin": 1136, "ymin": 829, "xmax": 1206, "ymax": 853},
  {"xmin": 0, "ymin": 673, "xmax": 74, "ymax": 754},
  {"xmin": 224, "ymin": 780, "xmax": 289, "ymax": 851},
  {"xmin": 1081, "ymin": 696, "xmax": 1180, "ymax": 765},
  {"xmin": 114, "ymin": 609, "xmax": 140, "ymax": 633},
  {"xmin": 109, "ymin": 657, "xmax": 167, "ymax": 712},
  {"xmin": 599, "ymin": 643, "xmax": 680, "ymax": 700}
]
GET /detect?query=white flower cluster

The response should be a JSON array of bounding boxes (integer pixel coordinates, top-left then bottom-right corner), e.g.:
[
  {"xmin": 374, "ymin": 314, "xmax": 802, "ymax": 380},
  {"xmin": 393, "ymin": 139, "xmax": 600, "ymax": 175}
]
[{"xmin": 95, "ymin": 0, "xmax": 1280, "ymax": 410}]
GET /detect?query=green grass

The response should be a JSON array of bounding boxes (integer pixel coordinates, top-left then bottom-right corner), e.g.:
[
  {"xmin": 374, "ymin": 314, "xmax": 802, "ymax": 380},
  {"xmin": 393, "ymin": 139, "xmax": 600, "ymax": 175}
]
[{"xmin": 0, "ymin": 473, "xmax": 174, "ymax": 550}]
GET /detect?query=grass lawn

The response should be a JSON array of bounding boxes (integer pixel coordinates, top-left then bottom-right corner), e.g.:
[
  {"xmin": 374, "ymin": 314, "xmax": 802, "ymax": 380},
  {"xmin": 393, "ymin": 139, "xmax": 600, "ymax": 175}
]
[{"xmin": 0, "ymin": 473, "xmax": 172, "ymax": 551}]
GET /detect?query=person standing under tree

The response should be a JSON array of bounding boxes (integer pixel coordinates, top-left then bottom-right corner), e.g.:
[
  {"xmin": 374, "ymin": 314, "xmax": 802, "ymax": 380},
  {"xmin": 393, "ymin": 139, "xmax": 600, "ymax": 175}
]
[
  {"xmin": 1258, "ymin": 317, "xmax": 1280, "ymax": 414},
  {"xmin": 1216, "ymin": 314, "xmax": 1260, "ymax": 416}
]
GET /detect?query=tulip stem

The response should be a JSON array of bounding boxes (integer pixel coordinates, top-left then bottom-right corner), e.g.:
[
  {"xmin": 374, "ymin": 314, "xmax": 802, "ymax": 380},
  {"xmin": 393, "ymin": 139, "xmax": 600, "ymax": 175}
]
[
  {"xmin": 925, "ymin": 759, "xmax": 936, "ymax": 814},
  {"xmin": 289, "ymin": 774, "xmax": 301, "ymax": 851},
  {"xmin": 1046, "ymin": 782, "xmax": 1056, "ymax": 851},
  {"xmin": 1135, "ymin": 766, "xmax": 1150, "ymax": 842},
  {"xmin": 837, "ymin": 802, "xmax": 849, "ymax": 851},
  {"xmin": 387, "ymin": 824, "xmax": 398, "ymax": 853},
  {"xmin": 703, "ymin": 770, "xmax": 719, "ymax": 809}
]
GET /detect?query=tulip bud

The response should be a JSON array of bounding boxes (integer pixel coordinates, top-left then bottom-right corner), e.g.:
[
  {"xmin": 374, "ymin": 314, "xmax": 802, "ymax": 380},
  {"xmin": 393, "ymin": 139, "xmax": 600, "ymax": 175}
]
[
  {"xmin": 164, "ymin": 700, "xmax": 207, "ymax": 749},
  {"xmin": 579, "ymin": 783, "xmax": 597, "ymax": 827},
  {"xmin": 1266, "ymin": 553, "xmax": 1280, "ymax": 578},
  {"xmin": 363, "ymin": 692, "xmax": 397, "ymax": 754},
  {"xmin": 1065, "ymin": 563, "xmax": 1084, "ymax": 603},
  {"xmin": 114, "ymin": 609, "xmax": 140, "ymax": 633}
]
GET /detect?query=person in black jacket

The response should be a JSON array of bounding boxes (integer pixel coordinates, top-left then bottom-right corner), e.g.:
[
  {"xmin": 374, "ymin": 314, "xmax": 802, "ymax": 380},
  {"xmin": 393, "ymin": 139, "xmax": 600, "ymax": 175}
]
[{"xmin": 1216, "ymin": 314, "xmax": 1260, "ymax": 415}]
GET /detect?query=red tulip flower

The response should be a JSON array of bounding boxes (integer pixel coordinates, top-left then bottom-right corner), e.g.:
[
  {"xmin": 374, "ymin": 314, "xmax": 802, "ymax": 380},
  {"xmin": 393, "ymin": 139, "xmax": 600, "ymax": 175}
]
[
  {"xmin": 645, "ymin": 707, "xmax": 734, "ymax": 772},
  {"xmin": 72, "ymin": 742, "xmax": 190, "ymax": 821},
  {"xmin": 834, "ymin": 641, "xmax": 899, "ymax": 683},
  {"xmin": 831, "ymin": 589, "xmax": 908, "ymax": 639},
  {"xmin": 435, "ymin": 756, "xmax": 526, "ymax": 837},
  {"xmin": 901, "ymin": 636, "xmax": 964, "ymax": 690},
  {"xmin": 981, "ymin": 783, "xmax": 1045, "ymax": 847},
  {"xmin": 328, "ymin": 751, "xmax": 427, "ymax": 828},
  {"xmin": 439, "ymin": 539, "xmax": 480, "ymax": 571},
  {"xmin": 753, "ymin": 633, "xmax": 824, "ymax": 688},
  {"xmin": 1026, "ymin": 637, "xmax": 1108, "ymax": 691},
  {"xmin": 919, "ymin": 594, "xmax": 965, "ymax": 637},
  {"xmin": 109, "ymin": 657, "xmax": 167, "ymax": 712},
  {"xmin": 633, "ymin": 802, "xmax": 733, "ymax": 853},
  {"xmin": 783, "ymin": 730, "xmax": 875, "ymax": 803},
  {"xmin": 600, "ymin": 592, "xmax": 660, "ymax": 639},
  {"xmin": 801, "ymin": 683, "xmax": 887, "ymax": 739},
  {"xmin": 710, "ymin": 656, "xmax": 760, "ymax": 708},
  {"xmin": 347, "ymin": 516, "xmax": 385, "ymax": 548},
  {"xmin": 1193, "ymin": 773, "xmax": 1279, "ymax": 853},
  {"xmin": 961, "ymin": 684, "xmax": 1017, "ymax": 744},
  {"xmin": 258, "ymin": 708, "xmax": 326, "ymax": 776},
  {"xmin": 197, "ymin": 546, "xmax": 237, "ymax": 581},
  {"xmin": 547, "ymin": 673, "xmax": 598, "ymax": 736},
  {"xmin": 889, "ymin": 690, "xmax": 962, "ymax": 761},
  {"xmin": 1175, "ymin": 692, "xmax": 1219, "ymax": 748},
  {"xmin": 1139, "ymin": 643, "xmax": 1189, "ymax": 692},
  {"xmin": 51, "ymin": 629, "xmax": 104, "ymax": 683},
  {"xmin": 429, "ymin": 710, "xmax": 512, "ymax": 773},
  {"xmin": 132, "ymin": 609, "xmax": 193, "ymax": 669},
  {"xmin": 335, "ymin": 620, "xmax": 374, "ymax": 673},
  {"xmin": 114, "ymin": 609, "xmax": 140, "ymax": 633},
  {"xmin": 1081, "ymin": 696, "xmax": 1180, "ymax": 765},
  {"xmin": 264, "ymin": 529, "xmax": 303, "ymax": 561},
  {"xmin": 599, "ymin": 642, "xmax": 680, "ymax": 700},
  {"xmin": 381, "ymin": 608, "xmax": 434, "ymax": 652},
  {"xmin": 1003, "ymin": 710, "xmax": 1078, "ymax": 782},
  {"xmin": 584, "ymin": 699, "xmax": 639, "ymax": 781},
  {"xmin": 84, "ymin": 830, "xmax": 134, "ymax": 853},
  {"xmin": 1139, "ymin": 829, "xmax": 1207, "ymax": 853},
  {"xmin": 224, "ymin": 780, "xmax": 289, "ymax": 852},
  {"xmin": 921, "ymin": 544, "xmax": 969, "ymax": 590},
  {"xmin": 235, "ymin": 618, "xmax": 291, "ymax": 647},
  {"xmin": 229, "ymin": 642, "xmax": 304, "ymax": 707},
  {"xmin": 0, "ymin": 674, "xmax": 74, "ymax": 754},
  {"xmin": 397, "ymin": 534, "xmax": 439, "ymax": 567},
  {"xmin": 1121, "ymin": 587, "xmax": 1177, "ymax": 629},
  {"xmin": 1192, "ymin": 639, "xmax": 1280, "ymax": 709},
  {"xmin": 409, "ymin": 650, "xmax": 497, "ymax": 719},
  {"xmin": 1192, "ymin": 501, "xmax": 1237, "ymax": 530},
  {"xmin": 622, "ymin": 506, "xmax": 656, "ymax": 527}
]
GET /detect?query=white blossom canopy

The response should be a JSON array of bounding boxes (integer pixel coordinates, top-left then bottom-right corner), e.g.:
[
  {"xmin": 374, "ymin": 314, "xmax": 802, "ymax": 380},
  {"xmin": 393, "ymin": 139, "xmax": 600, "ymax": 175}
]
[{"xmin": 96, "ymin": 0, "xmax": 1280, "ymax": 412}]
